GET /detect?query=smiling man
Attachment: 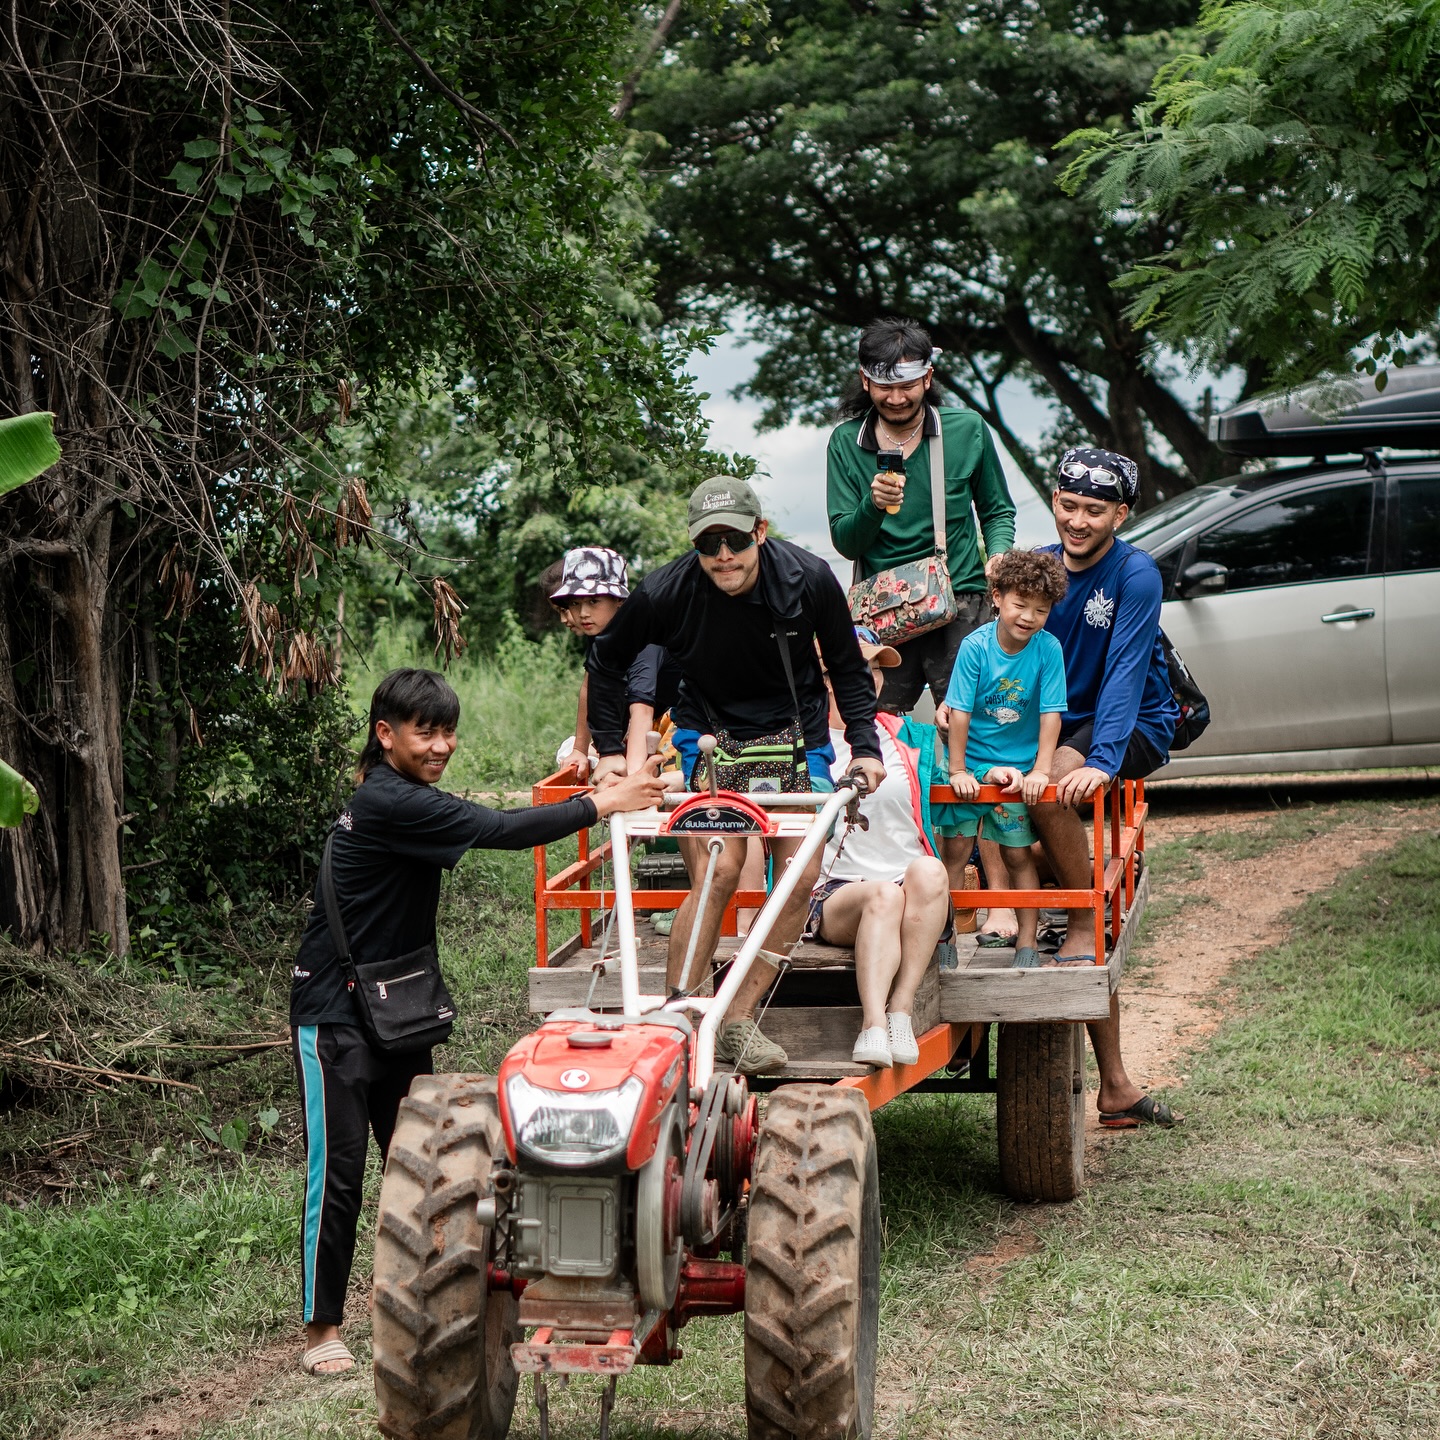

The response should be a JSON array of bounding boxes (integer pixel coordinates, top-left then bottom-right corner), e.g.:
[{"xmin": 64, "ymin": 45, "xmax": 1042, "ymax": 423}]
[
  {"xmin": 288, "ymin": 668, "xmax": 666, "ymax": 1378},
  {"xmin": 826, "ymin": 317, "xmax": 1016, "ymax": 714},
  {"xmin": 586, "ymin": 476, "xmax": 884, "ymax": 1075},
  {"xmin": 1029, "ymin": 447, "xmax": 1179, "ymax": 1128}
]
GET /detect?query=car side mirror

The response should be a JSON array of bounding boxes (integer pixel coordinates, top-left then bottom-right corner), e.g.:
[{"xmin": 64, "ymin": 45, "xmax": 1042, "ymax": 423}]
[{"xmin": 1178, "ymin": 561, "xmax": 1227, "ymax": 599}]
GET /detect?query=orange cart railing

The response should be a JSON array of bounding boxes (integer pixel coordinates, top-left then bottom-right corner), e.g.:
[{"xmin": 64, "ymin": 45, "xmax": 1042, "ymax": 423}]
[{"xmin": 531, "ymin": 770, "xmax": 1147, "ymax": 970}]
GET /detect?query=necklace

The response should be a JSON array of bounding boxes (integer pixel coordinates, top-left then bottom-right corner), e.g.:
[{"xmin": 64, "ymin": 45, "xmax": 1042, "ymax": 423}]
[{"xmin": 878, "ymin": 414, "xmax": 924, "ymax": 447}]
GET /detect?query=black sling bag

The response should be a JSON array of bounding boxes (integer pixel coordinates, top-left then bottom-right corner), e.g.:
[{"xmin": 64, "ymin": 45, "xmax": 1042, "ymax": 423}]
[
  {"xmin": 690, "ymin": 604, "xmax": 811, "ymax": 794},
  {"xmin": 319, "ymin": 833, "xmax": 456, "ymax": 1053}
]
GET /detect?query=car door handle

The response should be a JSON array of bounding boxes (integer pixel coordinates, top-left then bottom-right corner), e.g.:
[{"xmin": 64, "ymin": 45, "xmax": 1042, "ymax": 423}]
[{"xmin": 1320, "ymin": 608, "xmax": 1376, "ymax": 623}]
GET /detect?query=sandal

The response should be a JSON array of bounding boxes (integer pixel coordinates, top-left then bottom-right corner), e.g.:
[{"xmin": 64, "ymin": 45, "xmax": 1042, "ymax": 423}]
[
  {"xmin": 1099, "ymin": 1095, "xmax": 1176, "ymax": 1129},
  {"xmin": 975, "ymin": 930, "xmax": 1016, "ymax": 949},
  {"xmin": 301, "ymin": 1339, "xmax": 355, "ymax": 1376},
  {"xmin": 1049, "ymin": 953, "xmax": 1098, "ymax": 967},
  {"xmin": 1012, "ymin": 946, "xmax": 1041, "ymax": 968}
]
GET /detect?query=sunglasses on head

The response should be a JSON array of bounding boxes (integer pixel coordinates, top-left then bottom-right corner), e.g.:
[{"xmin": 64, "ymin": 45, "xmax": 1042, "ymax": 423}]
[
  {"xmin": 693, "ymin": 526, "xmax": 758, "ymax": 558},
  {"xmin": 1058, "ymin": 459, "xmax": 1124, "ymax": 493}
]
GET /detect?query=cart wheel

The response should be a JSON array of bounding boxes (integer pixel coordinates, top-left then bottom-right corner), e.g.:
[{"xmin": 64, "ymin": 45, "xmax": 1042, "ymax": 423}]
[
  {"xmin": 744, "ymin": 1085, "xmax": 879, "ymax": 1440},
  {"xmin": 373, "ymin": 1075, "xmax": 520, "ymax": 1440},
  {"xmin": 996, "ymin": 1022, "xmax": 1086, "ymax": 1203}
]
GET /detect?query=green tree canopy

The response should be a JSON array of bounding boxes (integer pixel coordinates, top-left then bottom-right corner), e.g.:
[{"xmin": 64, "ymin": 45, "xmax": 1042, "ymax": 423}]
[
  {"xmin": 1062, "ymin": 0, "xmax": 1440, "ymax": 385},
  {"xmin": 631, "ymin": 0, "xmax": 1238, "ymax": 507},
  {"xmin": 0, "ymin": 1, "xmax": 713, "ymax": 955}
]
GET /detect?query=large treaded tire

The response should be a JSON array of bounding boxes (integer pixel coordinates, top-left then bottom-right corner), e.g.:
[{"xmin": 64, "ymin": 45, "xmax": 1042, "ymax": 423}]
[
  {"xmin": 996, "ymin": 1022, "xmax": 1086, "ymax": 1203},
  {"xmin": 372, "ymin": 1074, "xmax": 520, "ymax": 1440},
  {"xmin": 744, "ymin": 1085, "xmax": 880, "ymax": 1440}
]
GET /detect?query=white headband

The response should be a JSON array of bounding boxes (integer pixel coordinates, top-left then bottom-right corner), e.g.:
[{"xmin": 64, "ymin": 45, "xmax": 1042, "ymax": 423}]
[{"xmin": 861, "ymin": 347, "xmax": 941, "ymax": 386}]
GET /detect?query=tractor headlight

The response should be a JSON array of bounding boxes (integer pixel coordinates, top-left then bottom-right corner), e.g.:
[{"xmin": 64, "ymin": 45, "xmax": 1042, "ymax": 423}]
[{"xmin": 505, "ymin": 1075, "xmax": 645, "ymax": 1168}]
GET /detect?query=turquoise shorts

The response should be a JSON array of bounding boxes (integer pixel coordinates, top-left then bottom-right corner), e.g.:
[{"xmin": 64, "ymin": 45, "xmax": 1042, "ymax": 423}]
[{"xmin": 934, "ymin": 772, "xmax": 1036, "ymax": 848}]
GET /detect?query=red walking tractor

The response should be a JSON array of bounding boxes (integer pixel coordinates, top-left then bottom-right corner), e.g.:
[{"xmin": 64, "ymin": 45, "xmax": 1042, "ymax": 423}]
[{"xmin": 370, "ymin": 756, "xmax": 1148, "ymax": 1439}]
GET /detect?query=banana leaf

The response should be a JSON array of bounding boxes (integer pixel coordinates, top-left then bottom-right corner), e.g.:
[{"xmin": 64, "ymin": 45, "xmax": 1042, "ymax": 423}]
[
  {"xmin": 0, "ymin": 758, "xmax": 39, "ymax": 827},
  {"xmin": 0, "ymin": 412, "xmax": 61, "ymax": 499}
]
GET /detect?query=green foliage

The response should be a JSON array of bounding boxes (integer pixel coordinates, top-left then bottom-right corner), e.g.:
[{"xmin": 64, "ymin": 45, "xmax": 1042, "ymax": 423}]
[
  {"xmin": 631, "ymin": 0, "xmax": 1229, "ymax": 502},
  {"xmin": 335, "ymin": 371, "xmax": 753, "ymax": 638},
  {"xmin": 0, "ymin": 759, "xmax": 38, "ymax": 828},
  {"xmin": 0, "ymin": 1175, "xmax": 299, "ymax": 1431},
  {"xmin": 0, "ymin": 411, "xmax": 59, "ymax": 498},
  {"xmin": 1062, "ymin": 0, "xmax": 1440, "ymax": 383}
]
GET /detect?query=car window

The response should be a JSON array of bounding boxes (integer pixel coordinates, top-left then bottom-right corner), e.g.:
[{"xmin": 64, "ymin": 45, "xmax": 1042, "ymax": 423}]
[
  {"xmin": 1192, "ymin": 482, "xmax": 1373, "ymax": 592},
  {"xmin": 1122, "ymin": 485, "xmax": 1232, "ymax": 545},
  {"xmin": 1151, "ymin": 545, "xmax": 1186, "ymax": 599},
  {"xmin": 1395, "ymin": 475, "xmax": 1440, "ymax": 573}
]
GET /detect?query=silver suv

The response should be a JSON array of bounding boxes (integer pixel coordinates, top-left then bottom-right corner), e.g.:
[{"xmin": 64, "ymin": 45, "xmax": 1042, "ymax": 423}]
[{"xmin": 1123, "ymin": 369, "xmax": 1440, "ymax": 777}]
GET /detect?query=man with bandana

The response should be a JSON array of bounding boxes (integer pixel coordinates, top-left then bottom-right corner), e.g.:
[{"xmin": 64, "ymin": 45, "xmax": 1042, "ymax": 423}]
[
  {"xmin": 1031, "ymin": 446, "xmax": 1178, "ymax": 1128},
  {"xmin": 827, "ymin": 317, "xmax": 1017, "ymax": 714}
]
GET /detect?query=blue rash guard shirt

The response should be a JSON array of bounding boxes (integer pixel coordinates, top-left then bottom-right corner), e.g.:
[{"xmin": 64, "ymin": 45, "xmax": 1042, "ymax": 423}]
[{"xmin": 1039, "ymin": 538, "xmax": 1178, "ymax": 778}]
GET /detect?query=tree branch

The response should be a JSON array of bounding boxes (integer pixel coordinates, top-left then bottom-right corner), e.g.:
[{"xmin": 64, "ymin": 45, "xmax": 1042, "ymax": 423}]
[
  {"xmin": 367, "ymin": 0, "xmax": 518, "ymax": 149},
  {"xmin": 613, "ymin": 0, "xmax": 683, "ymax": 120}
]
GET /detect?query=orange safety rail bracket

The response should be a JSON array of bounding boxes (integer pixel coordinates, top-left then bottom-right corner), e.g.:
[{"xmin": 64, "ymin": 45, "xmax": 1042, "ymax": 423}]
[{"xmin": 837, "ymin": 1021, "xmax": 970, "ymax": 1110}]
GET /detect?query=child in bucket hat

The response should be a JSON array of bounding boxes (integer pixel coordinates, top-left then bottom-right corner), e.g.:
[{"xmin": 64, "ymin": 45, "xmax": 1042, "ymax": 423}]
[{"xmin": 548, "ymin": 547, "xmax": 680, "ymax": 784}]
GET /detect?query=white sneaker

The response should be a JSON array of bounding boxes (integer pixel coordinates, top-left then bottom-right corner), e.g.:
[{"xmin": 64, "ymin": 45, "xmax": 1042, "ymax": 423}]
[
  {"xmin": 886, "ymin": 1012, "xmax": 919, "ymax": 1066},
  {"xmin": 852, "ymin": 1026, "xmax": 892, "ymax": 1069}
]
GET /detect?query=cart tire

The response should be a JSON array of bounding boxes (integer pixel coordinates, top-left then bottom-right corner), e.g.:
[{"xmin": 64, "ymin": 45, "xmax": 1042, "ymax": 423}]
[
  {"xmin": 373, "ymin": 1074, "xmax": 520, "ymax": 1440},
  {"xmin": 744, "ymin": 1085, "xmax": 879, "ymax": 1440},
  {"xmin": 996, "ymin": 1022, "xmax": 1086, "ymax": 1203}
]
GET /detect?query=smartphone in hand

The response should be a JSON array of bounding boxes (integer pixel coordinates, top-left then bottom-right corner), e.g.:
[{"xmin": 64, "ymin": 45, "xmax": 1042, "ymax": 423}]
[{"xmin": 875, "ymin": 448, "xmax": 905, "ymax": 515}]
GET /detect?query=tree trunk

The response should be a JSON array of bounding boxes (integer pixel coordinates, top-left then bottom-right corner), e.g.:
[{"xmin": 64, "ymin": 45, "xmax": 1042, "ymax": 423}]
[{"xmin": 53, "ymin": 513, "xmax": 129, "ymax": 955}]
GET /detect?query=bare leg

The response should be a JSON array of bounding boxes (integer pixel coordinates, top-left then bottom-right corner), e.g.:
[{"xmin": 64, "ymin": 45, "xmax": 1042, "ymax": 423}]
[
  {"xmin": 727, "ymin": 836, "xmax": 823, "ymax": 1021},
  {"xmin": 1028, "ymin": 747, "xmax": 1144, "ymax": 1113},
  {"xmin": 889, "ymin": 857, "xmax": 949, "ymax": 1015},
  {"xmin": 667, "ymin": 836, "xmax": 746, "ymax": 992},
  {"xmin": 975, "ymin": 837, "xmax": 1017, "ymax": 938},
  {"xmin": 1026, "ymin": 746, "xmax": 1096, "ymax": 960},
  {"xmin": 997, "ymin": 843, "xmax": 1040, "ymax": 950},
  {"xmin": 736, "ymin": 838, "xmax": 765, "ymax": 936},
  {"xmin": 812, "ymin": 881, "xmax": 903, "ymax": 1031}
]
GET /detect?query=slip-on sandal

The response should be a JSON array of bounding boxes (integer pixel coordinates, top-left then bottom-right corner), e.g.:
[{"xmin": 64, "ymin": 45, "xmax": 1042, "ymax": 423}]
[
  {"xmin": 301, "ymin": 1339, "xmax": 355, "ymax": 1375},
  {"xmin": 1099, "ymin": 1095, "xmax": 1176, "ymax": 1129},
  {"xmin": 1012, "ymin": 946, "xmax": 1041, "ymax": 968}
]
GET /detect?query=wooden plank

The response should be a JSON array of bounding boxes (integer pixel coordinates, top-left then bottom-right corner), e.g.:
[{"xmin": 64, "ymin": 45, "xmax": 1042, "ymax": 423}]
[
  {"xmin": 1106, "ymin": 868, "xmax": 1150, "ymax": 995},
  {"xmin": 936, "ymin": 867, "xmax": 1150, "ymax": 1023},
  {"xmin": 937, "ymin": 966, "xmax": 1110, "ymax": 1023},
  {"xmin": 762, "ymin": 1006, "xmax": 864, "ymax": 1062},
  {"xmin": 769, "ymin": 1059, "xmax": 872, "ymax": 1080}
]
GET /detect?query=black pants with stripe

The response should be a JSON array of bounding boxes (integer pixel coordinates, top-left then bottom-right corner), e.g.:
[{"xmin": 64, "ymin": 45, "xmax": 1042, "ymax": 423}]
[{"xmin": 291, "ymin": 1024, "xmax": 433, "ymax": 1327}]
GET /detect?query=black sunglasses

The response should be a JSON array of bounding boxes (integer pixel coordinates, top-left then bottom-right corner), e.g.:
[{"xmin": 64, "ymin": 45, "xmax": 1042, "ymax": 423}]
[{"xmin": 693, "ymin": 526, "xmax": 758, "ymax": 558}]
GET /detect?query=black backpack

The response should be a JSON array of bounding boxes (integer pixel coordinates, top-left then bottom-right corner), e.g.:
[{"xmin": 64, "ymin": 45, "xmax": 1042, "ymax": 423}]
[{"xmin": 1160, "ymin": 630, "xmax": 1210, "ymax": 751}]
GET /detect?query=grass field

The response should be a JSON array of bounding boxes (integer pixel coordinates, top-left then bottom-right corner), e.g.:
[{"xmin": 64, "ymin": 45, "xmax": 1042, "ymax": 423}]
[{"xmin": 2, "ymin": 776, "xmax": 1436, "ymax": 1436}]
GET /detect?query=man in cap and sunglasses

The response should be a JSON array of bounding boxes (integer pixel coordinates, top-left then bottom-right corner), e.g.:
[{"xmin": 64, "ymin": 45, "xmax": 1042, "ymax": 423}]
[
  {"xmin": 1028, "ymin": 446, "xmax": 1178, "ymax": 1127},
  {"xmin": 586, "ymin": 476, "xmax": 885, "ymax": 1075}
]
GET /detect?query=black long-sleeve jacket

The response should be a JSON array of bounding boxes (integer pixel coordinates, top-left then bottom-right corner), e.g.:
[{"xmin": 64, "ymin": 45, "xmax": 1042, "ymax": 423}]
[{"xmin": 585, "ymin": 538, "xmax": 880, "ymax": 763}]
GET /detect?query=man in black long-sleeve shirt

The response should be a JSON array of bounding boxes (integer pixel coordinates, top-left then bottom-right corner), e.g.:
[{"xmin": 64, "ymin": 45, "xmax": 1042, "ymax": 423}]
[
  {"xmin": 292, "ymin": 668, "xmax": 665, "ymax": 1376},
  {"xmin": 587, "ymin": 476, "xmax": 883, "ymax": 1074}
]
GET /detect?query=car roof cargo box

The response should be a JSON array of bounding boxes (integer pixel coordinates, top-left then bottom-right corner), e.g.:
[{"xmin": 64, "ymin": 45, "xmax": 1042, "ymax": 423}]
[{"xmin": 1211, "ymin": 365, "xmax": 1440, "ymax": 457}]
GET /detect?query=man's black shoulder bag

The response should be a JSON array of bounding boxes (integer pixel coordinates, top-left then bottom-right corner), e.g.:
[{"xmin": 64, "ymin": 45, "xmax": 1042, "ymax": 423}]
[{"xmin": 319, "ymin": 833, "xmax": 455, "ymax": 1053}]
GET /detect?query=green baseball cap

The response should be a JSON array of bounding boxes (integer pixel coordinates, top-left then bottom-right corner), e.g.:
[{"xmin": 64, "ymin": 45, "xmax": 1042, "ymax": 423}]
[{"xmin": 687, "ymin": 475, "xmax": 763, "ymax": 541}]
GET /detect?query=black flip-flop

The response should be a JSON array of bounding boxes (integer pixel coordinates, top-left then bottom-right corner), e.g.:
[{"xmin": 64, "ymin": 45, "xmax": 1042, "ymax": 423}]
[
  {"xmin": 1099, "ymin": 1095, "xmax": 1176, "ymax": 1129},
  {"xmin": 975, "ymin": 930, "xmax": 1017, "ymax": 949}
]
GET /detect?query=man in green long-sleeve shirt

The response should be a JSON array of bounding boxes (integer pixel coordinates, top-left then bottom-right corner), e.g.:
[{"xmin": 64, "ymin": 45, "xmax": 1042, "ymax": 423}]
[{"xmin": 827, "ymin": 317, "xmax": 1017, "ymax": 713}]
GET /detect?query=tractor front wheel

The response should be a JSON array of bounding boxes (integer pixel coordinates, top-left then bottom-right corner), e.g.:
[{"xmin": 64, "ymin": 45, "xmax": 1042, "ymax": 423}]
[
  {"xmin": 996, "ymin": 1021, "xmax": 1086, "ymax": 1203},
  {"xmin": 373, "ymin": 1074, "xmax": 520, "ymax": 1440},
  {"xmin": 744, "ymin": 1084, "xmax": 879, "ymax": 1440}
]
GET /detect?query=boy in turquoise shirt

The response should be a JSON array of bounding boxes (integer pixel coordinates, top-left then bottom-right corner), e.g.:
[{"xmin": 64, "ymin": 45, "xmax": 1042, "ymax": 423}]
[{"xmin": 939, "ymin": 550, "xmax": 1069, "ymax": 968}]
